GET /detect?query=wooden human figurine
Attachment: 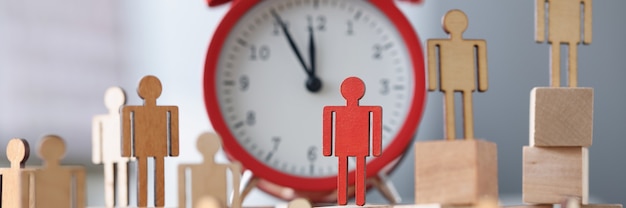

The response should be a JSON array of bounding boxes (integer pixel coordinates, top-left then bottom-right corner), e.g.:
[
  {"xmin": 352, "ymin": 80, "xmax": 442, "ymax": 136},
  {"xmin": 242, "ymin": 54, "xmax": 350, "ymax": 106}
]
[
  {"xmin": 287, "ymin": 198, "xmax": 312, "ymax": 208},
  {"xmin": 31, "ymin": 135, "xmax": 86, "ymax": 208},
  {"xmin": 1, "ymin": 138, "xmax": 30, "ymax": 208},
  {"xmin": 92, "ymin": 86, "xmax": 131, "ymax": 207},
  {"xmin": 427, "ymin": 9, "xmax": 488, "ymax": 140},
  {"xmin": 178, "ymin": 132, "xmax": 242, "ymax": 208},
  {"xmin": 323, "ymin": 76, "xmax": 382, "ymax": 206},
  {"xmin": 195, "ymin": 196, "xmax": 223, "ymax": 208},
  {"xmin": 536, "ymin": 0, "xmax": 592, "ymax": 87},
  {"xmin": 122, "ymin": 75, "xmax": 179, "ymax": 207}
]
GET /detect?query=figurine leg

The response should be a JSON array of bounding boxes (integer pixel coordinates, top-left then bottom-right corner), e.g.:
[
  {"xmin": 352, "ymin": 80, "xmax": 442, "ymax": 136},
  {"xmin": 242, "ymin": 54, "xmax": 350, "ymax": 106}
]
[
  {"xmin": 155, "ymin": 157, "xmax": 165, "ymax": 207},
  {"xmin": 337, "ymin": 156, "xmax": 348, "ymax": 205},
  {"xmin": 137, "ymin": 157, "xmax": 147, "ymax": 207},
  {"xmin": 355, "ymin": 156, "xmax": 367, "ymax": 206},
  {"xmin": 550, "ymin": 42, "xmax": 561, "ymax": 87},
  {"xmin": 444, "ymin": 91, "xmax": 456, "ymax": 140},
  {"xmin": 569, "ymin": 42, "xmax": 578, "ymax": 87},
  {"xmin": 104, "ymin": 162, "xmax": 114, "ymax": 207},
  {"xmin": 117, "ymin": 161, "xmax": 129, "ymax": 206},
  {"xmin": 462, "ymin": 91, "xmax": 475, "ymax": 139}
]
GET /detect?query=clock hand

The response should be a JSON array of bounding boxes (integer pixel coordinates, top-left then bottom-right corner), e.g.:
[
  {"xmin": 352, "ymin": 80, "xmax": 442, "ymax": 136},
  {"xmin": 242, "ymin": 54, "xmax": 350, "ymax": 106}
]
[
  {"xmin": 271, "ymin": 10, "xmax": 322, "ymax": 93},
  {"xmin": 307, "ymin": 26, "xmax": 322, "ymax": 92},
  {"xmin": 271, "ymin": 10, "xmax": 311, "ymax": 76}
]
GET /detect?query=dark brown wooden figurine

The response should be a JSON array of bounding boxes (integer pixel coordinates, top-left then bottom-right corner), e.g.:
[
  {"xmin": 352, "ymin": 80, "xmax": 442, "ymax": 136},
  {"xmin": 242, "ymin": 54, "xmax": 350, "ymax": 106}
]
[{"xmin": 122, "ymin": 75, "xmax": 179, "ymax": 207}]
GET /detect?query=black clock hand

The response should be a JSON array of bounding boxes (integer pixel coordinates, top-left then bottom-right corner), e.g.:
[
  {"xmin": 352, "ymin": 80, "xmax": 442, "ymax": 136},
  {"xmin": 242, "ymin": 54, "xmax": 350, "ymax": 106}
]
[
  {"xmin": 271, "ymin": 10, "xmax": 311, "ymax": 76},
  {"xmin": 307, "ymin": 25, "xmax": 322, "ymax": 92},
  {"xmin": 271, "ymin": 10, "xmax": 322, "ymax": 92}
]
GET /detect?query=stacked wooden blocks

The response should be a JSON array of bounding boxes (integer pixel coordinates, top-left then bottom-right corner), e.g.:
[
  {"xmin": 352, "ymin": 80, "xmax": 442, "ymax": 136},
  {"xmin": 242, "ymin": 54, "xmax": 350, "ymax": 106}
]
[
  {"xmin": 521, "ymin": 1, "xmax": 621, "ymax": 207},
  {"xmin": 523, "ymin": 87, "xmax": 593, "ymax": 204}
]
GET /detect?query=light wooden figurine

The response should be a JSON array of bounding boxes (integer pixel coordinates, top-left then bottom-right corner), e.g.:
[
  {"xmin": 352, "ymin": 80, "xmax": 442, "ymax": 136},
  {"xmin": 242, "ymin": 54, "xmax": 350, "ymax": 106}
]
[
  {"xmin": 323, "ymin": 76, "xmax": 382, "ymax": 206},
  {"xmin": 31, "ymin": 135, "xmax": 86, "ymax": 208},
  {"xmin": 92, "ymin": 86, "xmax": 132, "ymax": 207},
  {"xmin": 122, "ymin": 75, "xmax": 179, "ymax": 207},
  {"xmin": 178, "ymin": 132, "xmax": 242, "ymax": 208},
  {"xmin": 427, "ymin": 9, "xmax": 488, "ymax": 140},
  {"xmin": 536, "ymin": 0, "xmax": 592, "ymax": 87},
  {"xmin": 415, "ymin": 9, "xmax": 497, "ymax": 205},
  {"xmin": 195, "ymin": 196, "xmax": 224, "ymax": 208},
  {"xmin": 1, "ymin": 138, "xmax": 31, "ymax": 208},
  {"xmin": 288, "ymin": 198, "xmax": 313, "ymax": 208}
]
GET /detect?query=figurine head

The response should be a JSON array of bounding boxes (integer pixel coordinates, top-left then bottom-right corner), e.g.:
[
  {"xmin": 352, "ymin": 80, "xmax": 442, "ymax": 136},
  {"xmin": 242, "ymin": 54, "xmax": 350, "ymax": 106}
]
[
  {"xmin": 138, "ymin": 75, "xmax": 162, "ymax": 101},
  {"xmin": 443, "ymin": 9, "xmax": 468, "ymax": 36},
  {"xmin": 196, "ymin": 196, "xmax": 223, "ymax": 208},
  {"xmin": 38, "ymin": 135, "xmax": 66, "ymax": 166},
  {"xmin": 6, "ymin": 138, "xmax": 30, "ymax": 167},
  {"xmin": 104, "ymin": 87, "xmax": 127, "ymax": 112},
  {"xmin": 288, "ymin": 198, "xmax": 312, "ymax": 208},
  {"xmin": 197, "ymin": 132, "xmax": 222, "ymax": 159},
  {"xmin": 340, "ymin": 77, "xmax": 365, "ymax": 103}
]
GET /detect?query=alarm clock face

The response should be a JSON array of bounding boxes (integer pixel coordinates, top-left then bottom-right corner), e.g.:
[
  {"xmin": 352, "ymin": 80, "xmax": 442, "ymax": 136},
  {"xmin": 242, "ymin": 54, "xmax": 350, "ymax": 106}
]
[{"xmin": 205, "ymin": 0, "xmax": 425, "ymax": 191}]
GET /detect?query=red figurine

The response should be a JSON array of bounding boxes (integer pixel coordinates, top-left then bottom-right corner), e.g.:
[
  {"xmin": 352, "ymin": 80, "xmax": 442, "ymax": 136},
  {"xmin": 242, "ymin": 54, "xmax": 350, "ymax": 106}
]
[{"xmin": 323, "ymin": 77, "xmax": 382, "ymax": 206}]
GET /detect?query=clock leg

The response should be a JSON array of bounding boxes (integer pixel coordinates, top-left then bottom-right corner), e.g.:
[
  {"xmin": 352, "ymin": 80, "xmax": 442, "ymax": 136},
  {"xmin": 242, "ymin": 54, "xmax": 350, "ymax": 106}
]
[
  {"xmin": 370, "ymin": 173, "xmax": 401, "ymax": 204},
  {"xmin": 240, "ymin": 174, "xmax": 259, "ymax": 202}
]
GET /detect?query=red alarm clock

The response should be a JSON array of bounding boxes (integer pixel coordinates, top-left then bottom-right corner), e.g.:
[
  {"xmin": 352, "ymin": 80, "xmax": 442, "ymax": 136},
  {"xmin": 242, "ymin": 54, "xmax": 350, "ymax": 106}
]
[{"xmin": 204, "ymin": 0, "xmax": 425, "ymax": 203}]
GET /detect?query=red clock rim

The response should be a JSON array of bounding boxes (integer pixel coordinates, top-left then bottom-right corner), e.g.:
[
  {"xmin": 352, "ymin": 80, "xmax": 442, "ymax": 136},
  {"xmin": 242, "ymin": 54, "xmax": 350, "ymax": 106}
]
[{"xmin": 203, "ymin": 0, "xmax": 426, "ymax": 191}]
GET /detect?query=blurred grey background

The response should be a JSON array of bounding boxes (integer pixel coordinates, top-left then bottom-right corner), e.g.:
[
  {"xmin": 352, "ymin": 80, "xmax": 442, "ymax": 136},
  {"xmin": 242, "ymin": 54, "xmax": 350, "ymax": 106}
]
[{"xmin": 0, "ymin": 0, "xmax": 624, "ymax": 206}]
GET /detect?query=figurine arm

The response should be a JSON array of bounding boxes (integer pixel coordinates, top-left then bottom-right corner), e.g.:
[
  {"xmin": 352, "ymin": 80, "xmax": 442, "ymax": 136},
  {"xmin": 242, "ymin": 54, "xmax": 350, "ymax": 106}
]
[
  {"xmin": 427, "ymin": 40, "xmax": 440, "ymax": 91},
  {"xmin": 535, "ymin": 0, "xmax": 547, "ymax": 42},
  {"xmin": 91, "ymin": 117, "xmax": 103, "ymax": 164},
  {"xmin": 178, "ymin": 165, "xmax": 187, "ymax": 208},
  {"xmin": 121, "ymin": 107, "xmax": 133, "ymax": 157},
  {"xmin": 169, "ymin": 107, "xmax": 180, "ymax": 156},
  {"xmin": 371, "ymin": 106, "xmax": 383, "ymax": 157},
  {"xmin": 322, "ymin": 107, "xmax": 334, "ymax": 156},
  {"xmin": 582, "ymin": 0, "xmax": 592, "ymax": 44},
  {"xmin": 475, "ymin": 40, "xmax": 488, "ymax": 92},
  {"xmin": 229, "ymin": 162, "xmax": 243, "ymax": 208}
]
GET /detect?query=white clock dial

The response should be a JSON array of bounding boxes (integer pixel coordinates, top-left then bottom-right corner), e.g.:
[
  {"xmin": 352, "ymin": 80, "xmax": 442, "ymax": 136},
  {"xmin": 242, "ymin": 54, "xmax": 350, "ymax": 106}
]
[{"xmin": 215, "ymin": 0, "xmax": 414, "ymax": 178}]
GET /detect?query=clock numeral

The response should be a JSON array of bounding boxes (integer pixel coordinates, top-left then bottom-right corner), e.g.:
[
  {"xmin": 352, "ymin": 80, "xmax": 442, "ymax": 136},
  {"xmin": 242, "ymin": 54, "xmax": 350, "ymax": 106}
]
[
  {"xmin": 273, "ymin": 21, "xmax": 290, "ymax": 36},
  {"xmin": 265, "ymin": 137, "xmax": 281, "ymax": 162},
  {"xmin": 239, "ymin": 75, "xmax": 250, "ymax": 91},
  {"xmin": 271, "ymin": 137, "xmax": 281, "ymax": 150},
  {"xmin": 250, "ymin": 45, "xmax": 271, "ymax": 61},
  {"xmin": 307, "ymin": 146, "xmax": 317, "ymax": 162},
  {"xmin": 373, "ymin": 44, "xmax": 383, "ymax": 59},
  {"xmin": 380, "ymin": 79, "xmax": 390, "ymax": 95},
  {"xmin": 307, "ymin": 15, "xmax": 326, "ymax": 31},
  {"xmin": 246, "ymin": 111, "xmax": 256, "ymax": 126},
  {"xmin": 347, "ymin": 20, "xmax": 354, "ymax": 35}
]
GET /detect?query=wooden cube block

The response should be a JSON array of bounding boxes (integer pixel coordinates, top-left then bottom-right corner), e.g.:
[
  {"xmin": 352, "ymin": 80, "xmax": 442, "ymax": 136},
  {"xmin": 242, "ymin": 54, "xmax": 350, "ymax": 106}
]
[
  {"xmin": 522, "ymin": 146, "xmax": 588, "ymax": 204},
  {"xmin": 530, "ymin": 87, "xmax": 593, "ymax": 147},
  {"xmin": 414, "ymin": 139, "xmax": 498, "ymax": 205}
]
